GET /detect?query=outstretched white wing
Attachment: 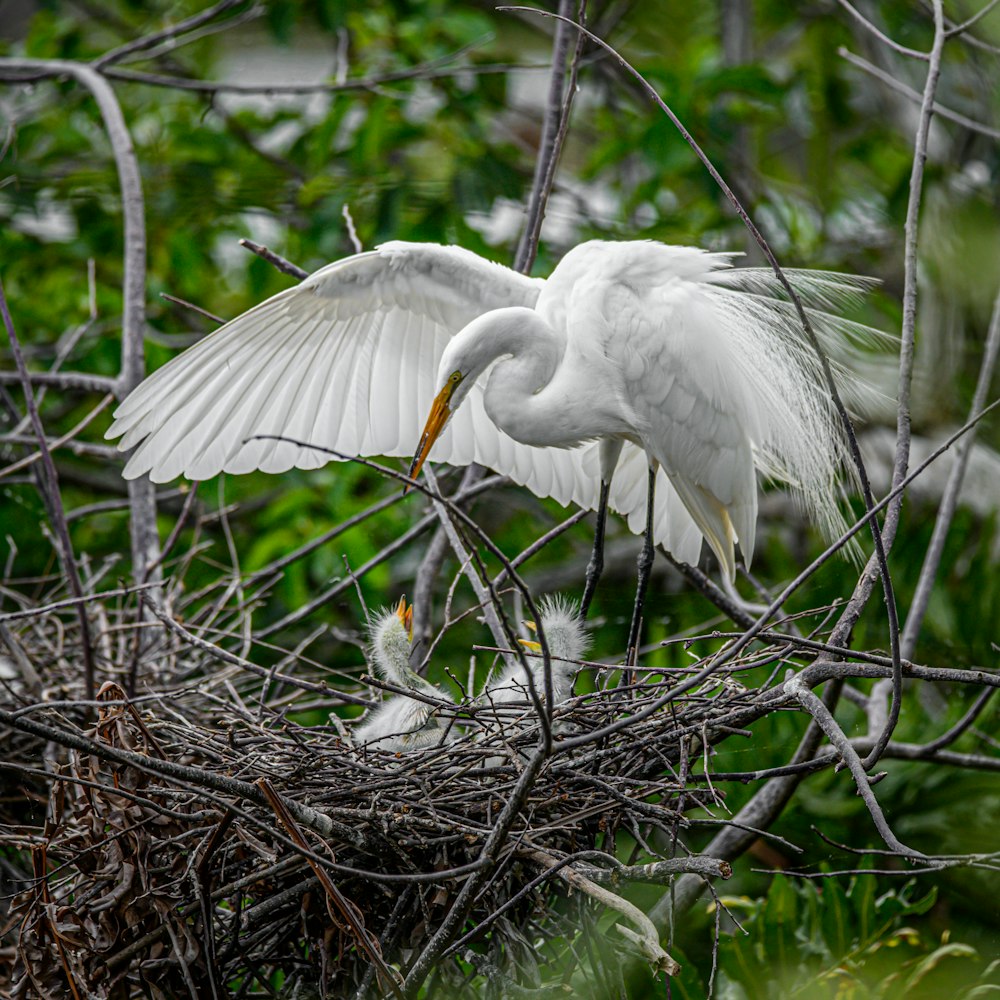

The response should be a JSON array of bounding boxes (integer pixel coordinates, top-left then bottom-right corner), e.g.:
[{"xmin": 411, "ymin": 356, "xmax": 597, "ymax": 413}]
[{"xmin": 109, "ymin": 242, "xmax": 548, "ymax": 480}]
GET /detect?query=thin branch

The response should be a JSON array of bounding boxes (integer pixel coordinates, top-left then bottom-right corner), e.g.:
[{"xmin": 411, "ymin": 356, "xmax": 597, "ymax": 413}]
[
  {"xmin": 795, "ymin": 658, "xmax": 1000, "ymax": 693},
  {"xmin": 523, "ymin": 846, "xmax": 680, "ymax": 975},
  {"xmin": 860, "ymin": 0, "xmax": 945, "ymax": 771},
  {"xmin": 491, "ymin": 508, "xmax": 589, "ymax": 587},
  {"xmin": 0, "ymin": 709, "xmax": 448, "ymax": 866},
  {"xmin": 341, "ymin": 204, "xmax": 363, "ymax": 254},
  {"xmin": 159, "ymin": 292, "xmax": 224, "ymax": 325},
  {"xmin": 401, "ymin": 747, "xmax": 549, "ymax": 994},
  {"xmin": 836, "ymin": 0, "xmax": 929, "ymax": 59},
  {"xmin": 514, "ymin": 0, "xmax": 583, "ymax": 272},
  {"xmin": 421, "ymin": 465, "xmax": 524, "ymax": 680},
  {"xmin": 0, "ymin": 621, "xmax": 43, "ymax": 690},
  {"xmin": 0, "ymin": 582, "xmax": 161, "ymax": 623},
  {"xmin": 400, "ymin": 13, "xmax": 582, "ymax": 989},
  {"xmin": 659, "ymin": 549, "xmax": 757, "ymax": 629},
  {"xmin": 648, "ymin": 716, "xmax": 825, "ymax": 927},
  {"xmin": 100, "ymin": 61, "xmax": 538, "ymax": 94},
  {"xmin": 265, "ymin": 474, "xmax": 506, "ymax": 592},
  {"xmin": 238, "ymin": 239, "xmax": 309, "ymax": 280},
  {"xmin": 149, "ymin": 602, "xmax": 368, "ymax": 706},
  {"xmin": 502, "ymin": 3, "xmax": 902, "ymax": 769},
  {"xmin": 0, "ymin": 278, "xmax": 96, "ymax": 700},
  {"xmin": 576, "ymin": 855, "xmax": 732, "ymax": 885},
  {"xmin": 0, "ymin": 370, "xmax": 117, "ymax": 393},
  {"xmin": 257, "ymin": 777, "xmax": 404, "ymax": 998},
  {"xmin": 838, "ymin": 48, "xmax": 1000, "ymax": 140},
  {"xmin": 0, "ymin": 394, "xmax": 113, "ymax": 480},
  {"xmin": 918, "ymin": 687, "xmax": 996, "ymax": 755},
  {"xmin": 411, "ymin": 516, "xmax": 452, "ymax": 661},
  {"xmin": 412, "ymin": 0, "xmax": 582, "ymax": 673},
  {"xmin": 0, "ymin": 57, "xmax": 162, "ymax": 592},
  {"xmin": 0, "ymin": 62, "xmax": 147, "ymax": 402},
  {"xmin": 92, "ymin": 0, "xmax": 247, "ymax": 69},
  {"xmin": 903, "ymin": 284, "xmax": 1000, "ymax": 658},
  {"xmin": 784, "ymin": 675, "xmax": 927, "ymax": 861},
  {"xmin": 946, "ymin": 0, "xmax": 1000, "ymax": 37}
]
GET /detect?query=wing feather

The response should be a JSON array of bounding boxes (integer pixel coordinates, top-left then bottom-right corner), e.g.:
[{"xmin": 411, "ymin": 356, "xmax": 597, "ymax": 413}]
[
  {"xmin": 108, "ymin": 243, "xmax": 544, "ymax": 482},
  {"xmin": 592, "ymin": 244, "xmax": 868, "ymax": 575},
  {"xmin": 207, "ymin": 310, "xmax": 323, "ymax": 477},
  {"xmin": 109, "ymin": 242, "xmax": 613, "ymax": 539},
  {"xmin": 266, "ymin": 321, "xmax": 325, "ymax": 464},
  {"xmin": 281, "ymin": 311, "xmax": 353, "ymax": 469}
]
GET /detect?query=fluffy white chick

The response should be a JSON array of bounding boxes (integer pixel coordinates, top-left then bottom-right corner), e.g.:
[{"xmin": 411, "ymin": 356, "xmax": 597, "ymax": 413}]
[
  {"xmin": 482, "ymin": 596, "xmax": 589, "ymax": 712},
  {"xmin": 354, "ymin": 598, "xmax": 453, "ymax": 753}
]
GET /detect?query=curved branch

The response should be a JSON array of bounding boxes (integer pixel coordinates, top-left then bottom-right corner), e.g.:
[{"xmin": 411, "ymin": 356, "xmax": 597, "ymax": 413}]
[
  {"xmin": 903, "ymin": 285, "xmax": 1000, "ymax": 657},
  {"xmin": 0, "ymin": 57, "xmax": 161, "ymax": 592},
  {"xmin": 860, "ymin": 0, "xmax": 946, "ymax": 770},
  {"xmin": 501, "ymin": 3, "xmax": 902, "ymax": 774},
  {"xmin": 785, "ymin": 675, "xmax": 928, "ymax": 862},
  {"xmin": 92, "ymin": 0, "xmax": 246, "ymax": 69},
  {"xmin": 523, "ymin": 846, "xmax": 680, "ymax": 975}
]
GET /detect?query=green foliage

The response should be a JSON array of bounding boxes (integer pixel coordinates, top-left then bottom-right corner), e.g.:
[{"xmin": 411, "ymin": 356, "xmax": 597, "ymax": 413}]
[{"xmin": 708, "ymin": 873, "xmax": 999, "ymax": 1000}]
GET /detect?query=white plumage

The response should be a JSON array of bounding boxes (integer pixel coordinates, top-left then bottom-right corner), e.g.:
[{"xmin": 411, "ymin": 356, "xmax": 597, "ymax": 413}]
[
  {"xmin": 353, "ymin": 598, "xmax": 453, "ymax": 753},
  {"xmin": 107, "ymin": 240, "xmax": 878, "ymax": 577}
]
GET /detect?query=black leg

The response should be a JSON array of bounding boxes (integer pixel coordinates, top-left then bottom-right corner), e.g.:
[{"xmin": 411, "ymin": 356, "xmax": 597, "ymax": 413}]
[
  {"xmin": 579, "ymin": 479, "xmax": 610, "ymax": 621},
  {"xmin": 625, "ymin": 465, "xmax": 656, "ymax": 674}
]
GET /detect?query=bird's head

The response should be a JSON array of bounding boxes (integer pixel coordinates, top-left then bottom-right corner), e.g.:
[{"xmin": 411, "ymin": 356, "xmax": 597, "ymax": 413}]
[
  {"xmin": 409, "ymin": 306, "xmax": 548, "ymax": 490},
  {"xmin": 518, "ymin": 618, "xmax": 542, "ymax": 655},
  {"xmin": 519, "ymin": 597, "xmax": 589, "ymax": 663},
  {"xmin": 407, "ymin": 309, "xmax": 527, "ymax": 489},
  {"xmin": 396, "ymin": 595, "xmax": 414, "ymax": 637},
  {"xmin": 368, "ymin": 596, "xmax": 414, "ymax": 682}
]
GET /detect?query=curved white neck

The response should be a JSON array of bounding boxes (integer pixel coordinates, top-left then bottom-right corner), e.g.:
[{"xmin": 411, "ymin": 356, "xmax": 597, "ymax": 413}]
[
  {"xmin": 443, "ymin": 306, "xmax": 622, "ymax": 449},
  {"xmin": 479, "ymin": 311, "xmax": 570, "ymax": 447}
]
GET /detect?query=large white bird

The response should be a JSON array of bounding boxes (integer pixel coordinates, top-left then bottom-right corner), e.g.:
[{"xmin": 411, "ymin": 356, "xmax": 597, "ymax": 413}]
[
  {"xmin": 107, "ymin": 240, "xmax": 874, "ymax": 648},
  {"xmin": 353, "ymin": 597, "xmax": 454, "ymax": 752}
]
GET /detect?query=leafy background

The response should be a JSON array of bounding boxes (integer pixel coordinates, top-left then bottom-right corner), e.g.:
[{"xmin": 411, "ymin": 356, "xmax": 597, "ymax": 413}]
[{"xmin": 1, "ymin": 0, "xmax": 998, "ymax": 995}]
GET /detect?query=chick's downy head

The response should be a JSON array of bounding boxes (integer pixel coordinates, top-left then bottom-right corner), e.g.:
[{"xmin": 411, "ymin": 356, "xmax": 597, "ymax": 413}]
[
  {"xmin": 521, "ymin": 595, "xmax": 589, "ymax": 665},
  {"xmin": 368, "ymin": 596, "xmax": 413, "ymax": 685}
]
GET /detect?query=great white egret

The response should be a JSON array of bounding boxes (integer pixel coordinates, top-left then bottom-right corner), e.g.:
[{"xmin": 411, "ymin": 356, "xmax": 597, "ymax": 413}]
[
  {"xmin": 482, "ymin": 595, "xmax": 589, "ymax": 710},
  {"xmin": 107, "ymin": 240, "xmax": 874, "ymax": 649},
  {"xmin": 353, "ymin": 597, "xmax": 453, "ymax": 752}
]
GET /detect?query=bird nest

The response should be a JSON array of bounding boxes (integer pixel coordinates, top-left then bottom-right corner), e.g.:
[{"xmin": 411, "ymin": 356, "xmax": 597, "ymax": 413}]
[{"xmin": 0, "ymin": 582, "xmax": 750, "ymax": 997}]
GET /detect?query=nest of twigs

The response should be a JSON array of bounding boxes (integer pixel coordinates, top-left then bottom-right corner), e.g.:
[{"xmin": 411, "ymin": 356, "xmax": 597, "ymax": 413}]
[{"xmin": 0, "ymin": 585, "xmax": 750, "ymax": 998}]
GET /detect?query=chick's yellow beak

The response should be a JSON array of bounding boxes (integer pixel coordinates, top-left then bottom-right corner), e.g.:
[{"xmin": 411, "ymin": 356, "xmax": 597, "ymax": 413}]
[
  {"xmin": 394, "ymin": 596, "xmax": 414, "ymax": 639},
  {"xmin": 519, "ymin": 620, "xmax": 539, "ymax": 651},
  {"xmin": 406, "ymin": 379, "xmax": 458, "ymax": 493}
]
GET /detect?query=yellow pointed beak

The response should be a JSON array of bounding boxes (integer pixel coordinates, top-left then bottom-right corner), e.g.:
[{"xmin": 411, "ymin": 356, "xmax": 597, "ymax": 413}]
[
  {"xmin": 518, "ymin": 619, "xmax": 540, "ymax": 652},
  {"xmin": 395, "ymin": 596, "xmax": 414, "ymax": 639},
  {"xmin": 406, "ymin": 380, "xmax": 457, "ymax": 492}
]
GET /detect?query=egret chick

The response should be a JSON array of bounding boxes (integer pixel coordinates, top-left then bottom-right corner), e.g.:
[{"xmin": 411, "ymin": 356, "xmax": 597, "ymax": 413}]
[
  {"xmin": 482, "ymin": 596, "xmax": 589, "ymax": 712},
  {"xmin": 353, "ymin": 598, "xmax": 453, "ymax": 753}
]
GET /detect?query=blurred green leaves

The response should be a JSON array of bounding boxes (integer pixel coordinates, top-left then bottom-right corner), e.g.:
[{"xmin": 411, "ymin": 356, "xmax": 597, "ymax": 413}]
[{"xmin": 712, "ymin": 873, "xmax": 997, "ymax": 1000}]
